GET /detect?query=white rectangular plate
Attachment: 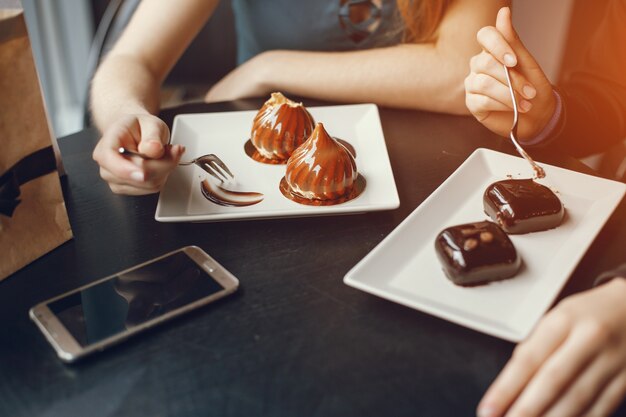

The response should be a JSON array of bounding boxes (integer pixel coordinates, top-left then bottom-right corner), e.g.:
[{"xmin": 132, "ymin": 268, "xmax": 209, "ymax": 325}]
[
  {"xmin": 155, "ymin": 104, "xmax": 399, "ymax": 222},
  {"xmin": 344, "ymin": 148, "xmax": 626, "ymax": 342}
]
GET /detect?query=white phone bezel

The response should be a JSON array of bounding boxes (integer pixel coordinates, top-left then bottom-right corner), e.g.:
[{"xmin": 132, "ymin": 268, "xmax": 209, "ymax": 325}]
[{"xmin": 29, "ymin": 246, "xmax": 239, "ymax": 363}]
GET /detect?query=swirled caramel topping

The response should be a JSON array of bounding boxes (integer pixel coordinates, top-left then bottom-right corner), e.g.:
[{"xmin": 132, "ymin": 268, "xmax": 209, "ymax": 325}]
[
  {"xmin": 285, "ymin": 122, "xmax": 357, "ymax": 201},
  {"xmin": 250, "ymin": 92, "xmax": 316, "ymax": 161}
]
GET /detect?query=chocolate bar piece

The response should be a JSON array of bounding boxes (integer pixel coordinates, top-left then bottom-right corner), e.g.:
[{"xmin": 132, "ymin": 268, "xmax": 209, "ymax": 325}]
[
  {"xmin": 484, "ymin": 179, "xmax": 564, "ymax": 234},
  {"xmin": 435, "ymin": 221, "xmax": 521, "ymax": 286}
]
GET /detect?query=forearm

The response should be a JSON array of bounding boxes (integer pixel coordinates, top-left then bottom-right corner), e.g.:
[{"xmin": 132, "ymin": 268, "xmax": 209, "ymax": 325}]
[
  {"xmin": 208, "ymin": 0, "xmax": 503, "ymax": 113},
  {"xmin": 90, "ymin": 54, "xmax": 162, "ymax": 132},
  {"xmin": 258, "ymin": 45, "xmax": 470, "ymax": 114},
  {"xmin": 90, "ymin": 0, "xmax": 219, "ymax": 132}
]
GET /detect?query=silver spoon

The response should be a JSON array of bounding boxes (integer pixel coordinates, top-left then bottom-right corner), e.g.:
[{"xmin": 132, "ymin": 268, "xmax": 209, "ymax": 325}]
[{"xmin": 503, "ymin": 64, "xmax": 546, "ymax": 179}]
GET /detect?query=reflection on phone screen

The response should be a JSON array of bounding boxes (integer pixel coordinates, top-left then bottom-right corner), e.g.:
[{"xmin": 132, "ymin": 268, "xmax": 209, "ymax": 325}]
[{"xmin": 47, "ymin": 252, "xmax": 224, "ymax": 347}]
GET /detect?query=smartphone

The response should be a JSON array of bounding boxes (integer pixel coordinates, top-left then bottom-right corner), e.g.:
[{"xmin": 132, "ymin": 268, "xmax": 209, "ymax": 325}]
[{"xmin": 30, "ymin": 246, "xmax": 239, "ymax": 363}]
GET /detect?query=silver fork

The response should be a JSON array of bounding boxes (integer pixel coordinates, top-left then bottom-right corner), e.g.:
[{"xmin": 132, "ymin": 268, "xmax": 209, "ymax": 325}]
[
  {"xmin": 503, "ymin": 64, "xmax": 546, "ymax": 179},
  {"xmin": 118, "ymin": 147, "xmax": 235, "ymax": 183}
]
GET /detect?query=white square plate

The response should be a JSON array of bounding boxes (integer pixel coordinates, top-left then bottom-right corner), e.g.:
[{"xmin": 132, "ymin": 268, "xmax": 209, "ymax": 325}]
[
  {"xmin": 344, "ymin": 148, "xmax": 626, "ymax": 342},
  {"xmin": 155, "ymin": 104, "xmax": 399, "ymax": 222}
]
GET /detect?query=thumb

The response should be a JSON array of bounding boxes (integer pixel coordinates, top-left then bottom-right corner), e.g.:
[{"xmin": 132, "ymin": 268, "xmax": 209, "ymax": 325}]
[
  {"xmin": 137, "ymin": 116, "xmax": 170, "ymax": 159},
  {"xmin": 495, "ymin": 7, "xmax": 543, "ymax": 77},
  {"xmin": 495, "ymin": 7, "xmax": 518, "ymax": 47}
]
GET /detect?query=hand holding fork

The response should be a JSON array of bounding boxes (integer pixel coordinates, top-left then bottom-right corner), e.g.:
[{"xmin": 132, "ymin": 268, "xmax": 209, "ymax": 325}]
[
  {"xmin": 92, "ymin": 114, "xmax": 187, "ymax": 195},
  {"xmin": 119, "ymin": 147, "xmax": 235, "ymax": 183}
]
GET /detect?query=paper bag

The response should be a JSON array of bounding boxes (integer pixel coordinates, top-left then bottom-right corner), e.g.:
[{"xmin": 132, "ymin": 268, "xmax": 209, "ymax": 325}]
[{"xmin": 0, "ymin": 8, "xmax": 73, "ymax": 281}]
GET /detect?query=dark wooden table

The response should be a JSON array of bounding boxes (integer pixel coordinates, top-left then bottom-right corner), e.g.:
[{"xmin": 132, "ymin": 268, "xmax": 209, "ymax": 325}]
[{"xmin": 2, "ymin": 99, "xmax": 625, "ymax": 417}]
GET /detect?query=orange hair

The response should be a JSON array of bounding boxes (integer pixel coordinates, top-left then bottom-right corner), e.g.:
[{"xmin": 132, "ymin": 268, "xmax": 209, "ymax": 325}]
[{"xmin": 396, "ymin": 0, "xmax": 452, "ymax": 43}]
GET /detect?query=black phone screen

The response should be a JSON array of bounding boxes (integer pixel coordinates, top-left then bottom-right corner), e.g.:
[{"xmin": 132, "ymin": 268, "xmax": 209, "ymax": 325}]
[{"xmin": 47, "ymin": 251, "xmax": 224, "ymax": 347}]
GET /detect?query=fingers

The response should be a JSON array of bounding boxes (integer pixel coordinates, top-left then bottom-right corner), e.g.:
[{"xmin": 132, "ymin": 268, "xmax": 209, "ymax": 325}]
[
  {"xmin": 543, "ymin": 352, "xmax": 622, "ymax": 417},
  {"xmin": 585, "ymin": 373, "xmax": 626, "ymax": 417},
  {"xmin": 93, "ymin": 115, "xmax": 184, "ymax": 195},
  {"xmin": 493, "ymin": 7, "xmax": 519, "ymax": 62},
  {"xmin": 103, "ymin": 145, "xmax": 185, "ymax": 195},
  {"xmin": 465, "ymin": 71, "xmax": 533, "ymax": 115},
  {"xmin": 479, "ymin": 7, "xmax": 544, "ymax": 86},
  {"xmin": 465, "ymin": 93, "xmax": 510, "ymax": 121},
  {"xmin": 465, "ymin": 73, "xmax": 511, "ymax": 107},
  {"xmin": 469, "ymin": 52, "xmax": 535, "ymax": 99},
  {"xmin": 478, "ymin": 302, "xmax": 626, "ymax": 417},
  {"xmin": 476, "ymin": 311, "xmax": 571, "ymax": 417},
  {"xmin": 467, "ymin": 7, "xmax": 554, "ymax": 138},
  {"xmin": 476, "ymin": 6, "xmax": 521, "ymax": 68},
  {"xmin": 137, "ymin": 116, "xmax": 170, "ymax": 159},
  {"xmin": 477, "ymin": 8, "xmax": 544, "ymax": 81},
  {"xmin": 478, "ymin": 282, "xmax": 626, "ymax": 417},
  {"xmin": 504, "ymin": 320, "xmax": 607, "ymax": 416},
  {"xmin": 495, "ymin": 7, "xmax": 542, "ymax": 74},
  {"xmin": 465, "ymin": 59, "xmax": 534, "ymax": 121},
  {"xmin": 93, "ymin": 117, "xmax": 146, "ymax": 182},
  {"xmin": 100, "ymin": 167, "xmax": 158, "ymax": 194},
  {"xmin": 477, "ymin": 25, "xmax": 517, "ymax": 68}
]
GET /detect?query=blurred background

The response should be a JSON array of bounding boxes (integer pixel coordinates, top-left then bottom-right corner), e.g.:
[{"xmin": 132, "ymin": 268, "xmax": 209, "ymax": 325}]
[{"xmin": 18, "ymin": 0, "xmax": 606, "ymax": 138}]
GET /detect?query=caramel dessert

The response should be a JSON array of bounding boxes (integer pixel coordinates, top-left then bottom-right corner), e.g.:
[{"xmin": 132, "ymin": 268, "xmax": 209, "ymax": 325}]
[
  {"xmin": 484, "ymin": 179, "xmax": 564, "ymax": 234},
  {"xmin": 280, "ymin": 122, "xmax": 365, "ymax": 206},
  {"xmin": 248, "ymin": 92, "xmax": 315, "ymax": 163},
  {"xmin": 435, "ymin": 221, "xmax": 521, "ymax": 287}
]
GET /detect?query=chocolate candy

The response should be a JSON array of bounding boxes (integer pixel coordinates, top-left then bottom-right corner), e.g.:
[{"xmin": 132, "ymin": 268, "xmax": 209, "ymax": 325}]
[
  {"xmin": 435, "ymin": 221, "xmax": 521, "ymax": 286},
  {"xmin": 484, "ymin": 179, "xmax": 564, "ymax": 234}
]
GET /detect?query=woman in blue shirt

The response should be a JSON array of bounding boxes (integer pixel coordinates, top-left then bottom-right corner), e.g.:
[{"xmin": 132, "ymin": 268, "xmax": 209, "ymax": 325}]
[{"xmin": 91, "ymin": 0, "xmax": 507, "ymax": 195}]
